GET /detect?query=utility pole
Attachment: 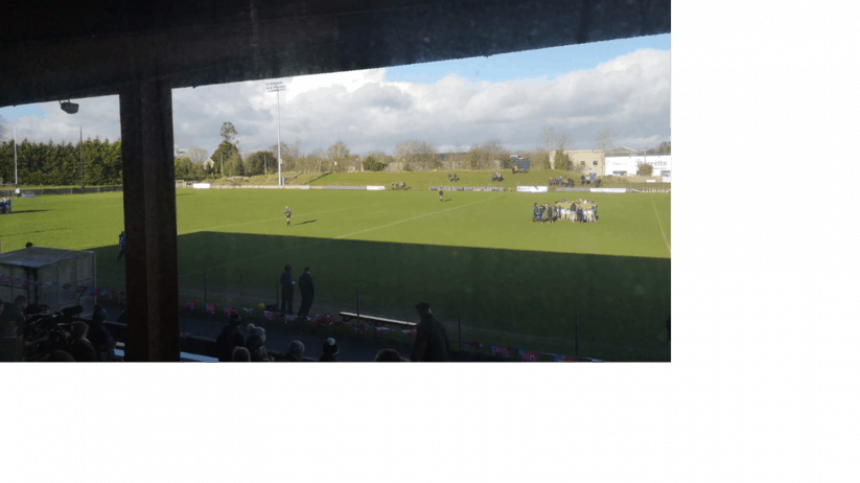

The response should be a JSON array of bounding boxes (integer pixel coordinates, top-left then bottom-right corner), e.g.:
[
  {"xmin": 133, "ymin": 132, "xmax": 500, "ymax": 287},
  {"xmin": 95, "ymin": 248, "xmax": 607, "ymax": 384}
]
[
  {"xmin": 267, "ymin": 81, "xmax": 286, "ymax": 186},
  {"xmin": 80, "ymin": 125, "xmax": 84, "ymax": 188},
  {"xmin": 13, "ymin": 125, "xmax": 17, "ymax": 185}
]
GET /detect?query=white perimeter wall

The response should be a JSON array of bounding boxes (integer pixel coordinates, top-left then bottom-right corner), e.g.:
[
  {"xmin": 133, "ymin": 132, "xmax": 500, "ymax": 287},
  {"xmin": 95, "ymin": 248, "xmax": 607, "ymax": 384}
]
[{"xmin": 605, "ymin": 156, "xmax": 672, "ymax": 177}]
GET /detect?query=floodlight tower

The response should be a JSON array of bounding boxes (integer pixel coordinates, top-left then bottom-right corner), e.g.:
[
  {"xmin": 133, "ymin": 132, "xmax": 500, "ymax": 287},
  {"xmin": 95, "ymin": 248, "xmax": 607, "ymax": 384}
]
[{"xmin": 266, "ymin": 81, "xmax": 286, "ymax": 186}]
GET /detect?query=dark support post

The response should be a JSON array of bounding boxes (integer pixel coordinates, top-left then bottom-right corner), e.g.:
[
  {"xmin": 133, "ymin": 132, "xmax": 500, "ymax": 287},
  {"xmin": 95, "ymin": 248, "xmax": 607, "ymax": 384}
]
[
  {"xmin": 275, "ymin": 280, "xmax": 279, "ymax": 312},
  {"xmin": 204, "ymin": 271, "xmax": 207, "ymax": 305},
  {"xmin": 356, "ymin": 287, "xmax": 360, "ymax": 320},
  {"xmin": 575, "ymin": 311, "xmax": 579, "ymax": 359},
  {"xmin": 119, "ymin": 78, "xmax": 180, "ymax": 362},
  {"xmin": 458, "ymin": 297, "xmax": 462, "ymax": 347}
]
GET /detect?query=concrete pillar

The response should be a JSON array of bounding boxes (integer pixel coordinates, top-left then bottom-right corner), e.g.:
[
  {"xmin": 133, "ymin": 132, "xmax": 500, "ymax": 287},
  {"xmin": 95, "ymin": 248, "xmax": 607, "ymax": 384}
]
[{"xmin": 119, "ymin": 79, "xmax": 180, "ymax": 361}]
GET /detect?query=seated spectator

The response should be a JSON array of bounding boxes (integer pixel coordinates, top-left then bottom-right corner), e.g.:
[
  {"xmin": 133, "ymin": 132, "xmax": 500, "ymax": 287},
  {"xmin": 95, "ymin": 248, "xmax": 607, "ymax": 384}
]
[
  {"xmin": 232, "ymin": 346, "xmax": 251, "ymax": 362},
  {"xmin": 247, "ymin": 324, "xmax": 272, "ymax": 361},
  {"xmin": 25, "ymin": 242, "xmax": 33, "ymax": 248},
  {"xmin": 374, "ymin": 348, "xmax": 406, "ymax": 362},
  {"xmin": 246, "ymin": 334, "xmax": 272, "ymax": 362},
  {"xmin": 283, "ymin": 340, "xmax": 305, "ymax": 362},
  {"xmin": 66, "ymin": 321, "xmax": 97, "ymax": 362},
  {"xmin": 45, "ymin": 350, "xmax": 75, "ymax": 362},
  {"xmin": 0, "ymin": 321, "xmax": 23, "ymax": 362},
  {"xmin": 318, "ymin": 337, "xmax": 340, "ymax": 362},
  {"xmin": 215, "ymin": 313, "xmax": 246, "ymax": 362}
]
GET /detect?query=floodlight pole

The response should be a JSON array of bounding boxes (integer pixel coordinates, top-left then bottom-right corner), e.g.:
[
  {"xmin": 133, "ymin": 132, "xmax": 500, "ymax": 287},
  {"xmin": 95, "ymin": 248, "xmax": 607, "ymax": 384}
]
[
  {"xmin": 13, "ymin": 124, "xmax": 18, "ymax": 185},
  {"xmin": 80, "ymin": 125, "xmax": 84, "ymax": 188},
  {"xmin": 267, "ymin": 81, "xmax": 286, "ymax": 186}
]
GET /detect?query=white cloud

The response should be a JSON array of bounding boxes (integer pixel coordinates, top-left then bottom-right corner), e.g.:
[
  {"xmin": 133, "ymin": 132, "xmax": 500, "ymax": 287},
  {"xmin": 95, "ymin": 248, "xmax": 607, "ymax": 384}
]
[{"xmin": 10, "ymin": 48, "xmax": 670, "ymax": 155}]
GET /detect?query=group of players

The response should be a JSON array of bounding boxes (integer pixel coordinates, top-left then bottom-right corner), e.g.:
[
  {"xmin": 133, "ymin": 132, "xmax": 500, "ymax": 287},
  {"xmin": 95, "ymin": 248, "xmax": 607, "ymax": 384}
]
[{"xmin": 532, "ymin": 199, "xmax": 599, "ymax": 224}]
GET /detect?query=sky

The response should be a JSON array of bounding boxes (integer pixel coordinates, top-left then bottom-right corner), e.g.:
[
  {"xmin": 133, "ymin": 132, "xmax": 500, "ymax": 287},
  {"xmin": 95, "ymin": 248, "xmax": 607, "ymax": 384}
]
[{"xmin": 0, "ymin": 34, "xmax": 670, "ymax": 158}]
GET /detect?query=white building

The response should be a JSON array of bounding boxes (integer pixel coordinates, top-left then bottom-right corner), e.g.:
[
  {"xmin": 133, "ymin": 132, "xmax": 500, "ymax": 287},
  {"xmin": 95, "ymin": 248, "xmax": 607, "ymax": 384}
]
[{"xmin": 604, "ymin": 155, "xmax": 672, "ymax": 178}]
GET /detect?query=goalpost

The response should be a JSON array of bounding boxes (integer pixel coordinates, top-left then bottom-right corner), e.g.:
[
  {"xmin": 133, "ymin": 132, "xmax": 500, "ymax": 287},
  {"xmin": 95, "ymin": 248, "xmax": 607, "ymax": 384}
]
[{"xmin": 175, "ymin": 180, "xmax": 187, "ymax": 189}]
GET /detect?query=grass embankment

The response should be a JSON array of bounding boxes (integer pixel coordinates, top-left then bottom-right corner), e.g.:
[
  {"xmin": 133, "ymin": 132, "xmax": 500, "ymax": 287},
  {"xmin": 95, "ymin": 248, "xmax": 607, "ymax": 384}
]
[{"xmin": 1, "ymin": 189, "xmax": 671, "ymax": 361}]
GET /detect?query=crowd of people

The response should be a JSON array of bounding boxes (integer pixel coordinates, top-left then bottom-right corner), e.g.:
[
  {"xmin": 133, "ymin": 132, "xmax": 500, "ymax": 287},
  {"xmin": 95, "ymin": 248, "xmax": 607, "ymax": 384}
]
[
  {"xmin": 532, "ymin": 199, "xmax": 599, "ymax": 224},
  {"xmin": 0, "ymin": 297, "xmax": 122, "ymax": 362}
]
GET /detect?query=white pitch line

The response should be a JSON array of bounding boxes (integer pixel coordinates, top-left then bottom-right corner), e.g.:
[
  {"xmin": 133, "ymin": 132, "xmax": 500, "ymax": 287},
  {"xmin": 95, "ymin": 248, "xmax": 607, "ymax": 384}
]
[
  {"xmin": 335, "ymin": 194, "xmax": 503, "ymax": 239},
  {"xmin": 650, "ymin": 193, "xmax": 671, "ymax": 255}
]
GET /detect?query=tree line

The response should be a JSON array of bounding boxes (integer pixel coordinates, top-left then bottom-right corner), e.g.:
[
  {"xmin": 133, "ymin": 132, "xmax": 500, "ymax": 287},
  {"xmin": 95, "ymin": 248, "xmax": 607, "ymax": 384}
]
[{"xmin": 0, "ymin": 137, "xmax": 122, "ymax": 186}]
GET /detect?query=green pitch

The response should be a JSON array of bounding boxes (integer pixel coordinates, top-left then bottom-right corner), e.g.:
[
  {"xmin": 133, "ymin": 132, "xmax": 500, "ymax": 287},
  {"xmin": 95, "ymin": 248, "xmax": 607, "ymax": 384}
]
[{"xmin": 1, "ymin": 187, "xmax": 671, "ymax": 361}]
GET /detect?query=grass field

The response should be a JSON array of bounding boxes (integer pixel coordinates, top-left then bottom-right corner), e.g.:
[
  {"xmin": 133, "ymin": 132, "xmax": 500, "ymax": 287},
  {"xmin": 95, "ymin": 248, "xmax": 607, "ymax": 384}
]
[{"xmin": 1, "ymin": 185, "xmax": 671, "ymax": 361}]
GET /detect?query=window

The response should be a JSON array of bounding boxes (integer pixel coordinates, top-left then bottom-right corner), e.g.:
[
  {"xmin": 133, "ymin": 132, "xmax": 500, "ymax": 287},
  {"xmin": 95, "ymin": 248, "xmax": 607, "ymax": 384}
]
[
  {"xmin": 580, "ymin": 161, "xmax": 585, "ymax": 165},
  {"xmin": 593, "ymin": 160, "xmax": 598, "ymax": 166}
]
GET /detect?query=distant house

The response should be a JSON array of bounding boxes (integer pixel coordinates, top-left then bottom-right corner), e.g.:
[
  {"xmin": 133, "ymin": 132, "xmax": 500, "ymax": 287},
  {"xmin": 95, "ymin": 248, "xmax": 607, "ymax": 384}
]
[
  {"xmin": 605, "ymin": 146, "xmax": 640, "ymax": 157},
  {"xmin": 548, "ymin": 149, "xmax": 606, "ymax": 176}
]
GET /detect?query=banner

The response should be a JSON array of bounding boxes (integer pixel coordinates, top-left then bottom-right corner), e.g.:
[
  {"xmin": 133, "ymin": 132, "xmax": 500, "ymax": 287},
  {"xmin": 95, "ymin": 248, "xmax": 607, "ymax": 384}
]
[
  {"xmin": 554, "ymin": 354, "xmax": 578, "ymax": 362},
  {"xmin": 192, "ymin": 183, "xmax": 211, "ymax": 189},
  {"xmin": 374, "ymin": 326, "xmax": 391, "ymax": 333},
  {"xmin": 516, "ymin": 186, "xmax": 548, "ymax": 193},
  {"xmin": 352, "ymin": 324, "xmax": 368, "ymax": 333},
  {"xmin": 491, "ymin": 345, "xmax": 512, "ymax": 358},
  {"xmin": 263, "ymin": 311, "xmax": 274, "ymax": 320},
  {"xmin": 61, "ymin": 283, "xmax": 71, "ymax": 290},
  {"xmin": 223, "ymin": 305, "xmax": 234, "ymax": 316},
  {"xmin": 20, "ymin": 280, "xmax": 30, "ymax": 289},
  {"xmin": 519, "ymin": 349, "xmax": 540, "ymax": 362},
  {"xmin": 0, "ymin": 276, "xmax": 9, "ymax": 284},
  {"xmin": 401, "ymin": 329, "xmax": 417, "ymax": 335},
  {"xmin": 87, "ymin": 287, "xmax": 99, "ymax": 297},
  {"xmin": 243, "ymin": 307, "xmax": 254, "ymax": 314},
  {"xmin": 100, "ymin": 289, "xmax": 115, "ymax": 299},
  {"xmin": 75, "ymin": 285, "xmax": 87, "ymax": 293},
  {"xmin": 184, "ymin": 300, "xmax": 197, "ymax": 310},
  {"xmin": 590, "ymin": 188, "xmax": 626, "ymax": 194},
  {"xmin": 205, "ymin": 303, "xmax": 216, "ymax": 314},
  {"xmin": 366, "ymin": 186, "xmax": 386, "ymax": 191},
  {"xmin": 461, "ymin": 341, "xmax": 483, "ymax": 350},
  {"xmin": 12, "ymin": 278, "xmax": 21, "ymax": 286}
]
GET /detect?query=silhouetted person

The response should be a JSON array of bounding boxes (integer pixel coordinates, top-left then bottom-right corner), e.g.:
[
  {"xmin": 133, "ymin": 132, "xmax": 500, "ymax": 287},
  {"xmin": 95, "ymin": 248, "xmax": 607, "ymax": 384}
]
[
  {"xmin": 88, "ymin": 305, "xmax": 118, "ymax": 361},
  {"xmin": 67, "ymin": 321, "xmax": 97, "ymax": 362},
  {"xmin": 297, "ymin": 267, "xmax": 315, "ymax": 320},
  {"xmin": 439, "ymin": 189, "xmax": 443, "ymax": 202},
  {"xmin": 375, "ymin": 348, "xmax": 406, "ymax": 362},
  {"xmin": 232, "ymin": 346, "xmax": 251, "ymax": 362},
  {"xmin": 410, "ymin": 302, "xmax": 449, "ymax": 362},
  {"xmin": 215, "ymin": 313, "xmax": 246, "ymax": 362},
  {"xmin": 116, "ymin": 231, "xmax": 126, "ymax": 262},
  {"xmin": 25, "ymin": 242, "xmax": 34, "ymax": 248},
  {"xmin": 318, "ymin": 337, "xmax": 339, "ymax": 362},
  {"xmin": 279, "ymin": 265, "xmax": 294, "ymax": 315},
  {"xmin": 283, "ymin": 340, "xmax": 305, "ymax": 362}
]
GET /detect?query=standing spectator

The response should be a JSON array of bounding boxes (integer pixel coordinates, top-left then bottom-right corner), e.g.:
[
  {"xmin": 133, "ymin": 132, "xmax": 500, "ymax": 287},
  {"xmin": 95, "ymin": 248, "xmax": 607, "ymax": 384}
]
[
  {"xmin": 214, "ymin": 312, "xmax": 246, "ymax": 362},
  {"xmin": 0, "ymin": 320, "xmax": 23, "ymax": 362},
  {"xmin": 319, "ymin": 338, "xmax": 339, "ymax": 362},
  {"xmin": 283, "ymin": 340, "xmax": 305, "ymax": 362},
  {"xmin": 439, "ymin": 189, "xmax": 444, "ymax": 202},
  {"xmin": 279, "ymin": 265, "xmax": 294, "ymax": 315},
  {"xmin": 667, "ymin": 316, "xmax": 671, "ymax": 342},
  {"xmin": 374, "ymin": 348, "xmax": 406, "ymax": 362},
  {"xmin": 232, "ymin": 347, "xmax": 251, "ymax": 362},
  {"xmin": 246, "ymin": 335, "xmax": 272, "ymax": 362},
  {"xmin": 297, "ymin": 267, "xmax": 315, "ymax": 320},
  {"xmin": 410, "ymin": 302, "xmax": 449, "ymax": 362},
  {"xmin": 88, "ymin": 305, "xmax": 118, "ymax": 361},
  {"xmin": 67, "ymin": 321, "xmax": 98, "ymax": 362},
  {"xmin": 117, "ymin": 231, "xmax": 126, "ymax": 262}
]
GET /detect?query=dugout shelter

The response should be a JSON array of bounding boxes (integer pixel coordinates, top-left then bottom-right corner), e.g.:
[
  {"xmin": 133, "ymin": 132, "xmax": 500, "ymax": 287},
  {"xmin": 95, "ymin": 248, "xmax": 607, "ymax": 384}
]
[{"xmin": 0, "ymin": 247, "xmax": 97, "ymax": 316}]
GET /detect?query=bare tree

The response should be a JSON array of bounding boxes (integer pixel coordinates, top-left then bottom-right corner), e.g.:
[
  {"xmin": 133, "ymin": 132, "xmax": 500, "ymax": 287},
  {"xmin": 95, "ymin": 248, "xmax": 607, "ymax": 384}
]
[
  {"xmin": 326, "ymin": 140, "xmax": 351, "ymax": 161},
  {"xmin": 186, "ymin": 147, "xmax": 208, "ymax": 164},
  {"xmin": 595, "ymin": 129, "xmax": 614, "ymax": 152},
  {"xmin": 395, "ymin": 139, "xmax": 438, "ymax": 170},
  {"xmin": 541, "ymin": 125, "xmax": 572, "ymax": 152}
]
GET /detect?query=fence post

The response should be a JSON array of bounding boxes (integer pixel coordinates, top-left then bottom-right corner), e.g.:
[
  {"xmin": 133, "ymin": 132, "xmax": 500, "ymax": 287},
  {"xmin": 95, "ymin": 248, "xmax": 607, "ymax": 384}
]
[{"xmin": 575, "ymin": 311, "xmax": 579, "ymax": 359}]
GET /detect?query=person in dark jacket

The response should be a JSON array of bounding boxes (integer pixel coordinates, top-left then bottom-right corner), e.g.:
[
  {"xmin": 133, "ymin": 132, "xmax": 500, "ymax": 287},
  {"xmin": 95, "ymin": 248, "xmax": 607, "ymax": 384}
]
[
  {"xmin": 297, "ymin": 267, "xmax": 315, "ymax": 320},
  {"xmin": 318, "ymin": 337, "xmax": 339, "ymax": 362},
  {"xmin": 88, "ymin": 305, "xmax": 118, "ymax": 361},
  {"xmin": 67, "ymin": 321, "xmax": 98, "ymax": 362},
  {"xmin": 117, "ymin": 231, "xmax": 126, "ymax": 262},
  {"xmin": 279, "ymin": 264, "xmax": 294, "ymax": 315},
  {"xmin": 439, "ymin": 189, "xmax": 444, "ymax": 202},
  {"xmin": 214, "ymin": 313, "xmax": 246, "ymax": 362},
  {"xmin": 410, "ymin": 302, "xmax": 449, "ymax": 362},
  {"xmin": 538, "ymin": 204, "xmax": 546, "ymax": 225},
  {"xmin": 532, "ymin": 203, "xmax": 539, "ymax": 222}
]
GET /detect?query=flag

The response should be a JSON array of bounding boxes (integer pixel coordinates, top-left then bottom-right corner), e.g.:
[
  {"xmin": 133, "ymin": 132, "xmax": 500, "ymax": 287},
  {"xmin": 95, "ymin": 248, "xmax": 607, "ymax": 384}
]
[
  {"xmin": 352, "ymin": 324, "xmax": 368, "ymax": 333},
  {"xmin": 41, "ymin": 281, "xmax": 53, "ymax": 287},
  {"xmin": 263, "ymin": 311, "xmax": 274, "ymax": 320},
  {"xmin": 205, "ymin": 303, "xmax": 216, "ymax": 314},
  {"xmin": 243, "ymin": 307, "xmax": 254, "ymax": 314},
  {"xmin": 21, "ymin": 280, "xmax": 30, "ymax": 288},
  {"xmin": 87, "ymin": 287, "xmax": 99, "ymax": 297},
  {"xmin": 184, "ymin": 300, "xmax": 197, "ymax": 310},
  {"xmin": 13, "ymin": 278, "xmax": 21, "ymax": 286},
  {"xmin": 100, "ymin": 290, "xmax": 115, "ymax": 300},
  {"xmin": 223, "ymin": 305, "xmax": 234, "ymax": 316},
  {"xmin": 491, "ymin": 345, "xmax": 512, "ymax": 358},
  {"xmin": 554, "ymin": 354, "xmax": 578, "ymax": 362},
  {"xmin": 61, "ymin": 283, "xmax": 72, "ymax": 290},
  {"xmin": 402, "ymin": 329, "xmax": 416, "ymax": 335},
  {"xmin": 461, "ymin": 341, "xmax": 483, "ymax": 350},
  {"xmin": 75, "ymin": 285, "xmax": 87, "ymax": 293},
  {"xmin": 374, "ymin": 326, "xmax": 391, "ymax": 333},
  {"xmin": 518, "ymin": 349, "xmax": 540, "ymax": 362},
  {"xmin": 1, "ymin": 276, "xmax": 11, "ymax": 284}
]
